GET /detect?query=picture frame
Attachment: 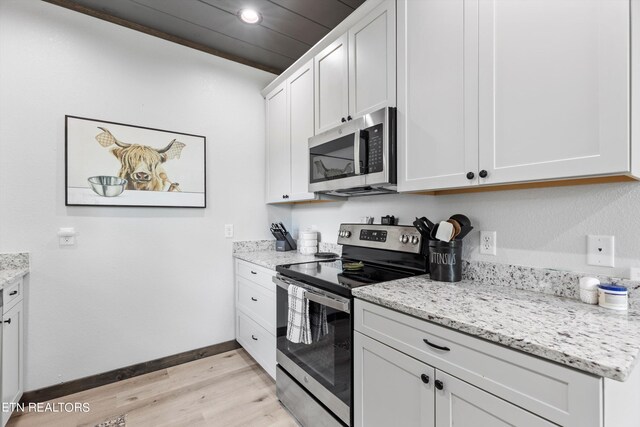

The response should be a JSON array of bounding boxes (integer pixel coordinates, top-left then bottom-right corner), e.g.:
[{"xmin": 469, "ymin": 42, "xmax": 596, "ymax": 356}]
[{"xmin": 65, "ymin": 115, "xmax": 206, "ymax": 208}]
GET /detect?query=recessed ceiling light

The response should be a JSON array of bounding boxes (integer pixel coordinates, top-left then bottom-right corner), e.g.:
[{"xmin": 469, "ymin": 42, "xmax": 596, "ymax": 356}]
[{"xmin": 238, "ymin": 9, "xmax": 262, "ymax": 24}]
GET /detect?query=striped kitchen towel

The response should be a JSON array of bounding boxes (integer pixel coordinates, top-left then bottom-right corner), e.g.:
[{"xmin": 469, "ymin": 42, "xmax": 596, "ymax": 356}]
[{"xmin": 286, "ymin": 284, "xmax": 311, "ymax": 344}]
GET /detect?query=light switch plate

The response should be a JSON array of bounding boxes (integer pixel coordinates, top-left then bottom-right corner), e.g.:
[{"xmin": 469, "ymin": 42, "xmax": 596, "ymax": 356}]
[
  {"xmin": 587, "ymin": 235, "xmax": 615, "ymax": 267},
  {"xmin": 224, "ymin": 224, "xmax": 234, "ymax": 238}
]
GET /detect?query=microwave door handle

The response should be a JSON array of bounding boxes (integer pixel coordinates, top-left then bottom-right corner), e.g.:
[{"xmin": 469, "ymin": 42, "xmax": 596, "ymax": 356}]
[
  {"xmin": 304, "ymin": 290, "xmax": 350, "ymax": 313},
  {"xmin": 353, "ymin": 131, "xmax": 361, "ymax": 175}
]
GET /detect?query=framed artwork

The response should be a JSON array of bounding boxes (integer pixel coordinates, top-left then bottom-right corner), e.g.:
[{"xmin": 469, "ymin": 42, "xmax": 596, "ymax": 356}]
[{"xmin": 65, "ymin": 116, "xmax": 206, "ymax": 208}]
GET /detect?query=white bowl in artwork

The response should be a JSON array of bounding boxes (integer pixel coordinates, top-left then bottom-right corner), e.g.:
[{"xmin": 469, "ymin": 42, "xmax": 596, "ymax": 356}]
[{"xmin": 88, "ymin": 176, "xmax": 127, "ymax": 197}]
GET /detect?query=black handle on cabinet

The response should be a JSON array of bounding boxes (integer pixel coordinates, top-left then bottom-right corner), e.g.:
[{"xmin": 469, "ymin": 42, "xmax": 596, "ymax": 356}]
[
  {"xmin": 9, "ymin": 291, "xmax": 17, "ymax": 296},
  {"xmin": 479, "ymin": 170, "xmax": 488, "ymax": 178},
  {"xmin": 420, "ymin": 374, "xmax": 430, "ymax": 384},
  {"xmin": 435, "ymin": 380, "xmax": 444, "ymax": 390},
  {"xmin": 250, "ymin": 271, "xmax": 257, "ymax": 275},
  {"xmin": 341, "ymin": 117, "xmax": 347, "ymax": 123},
  {"xmin": 3, "ymin": 319, "xmax": 10, "ymax": 324},
  {"xmin": 251, "ymin": 335, "xmax": 258, "ymax": 341},
  {"xmin": 347, "ymin": 115, "xmax": 353, "ymax": 121},
  {"xmin": 466, "ymin": 172, "xmax": 475, "ymax": 180},
  {"xmin": 251, "ymin": 297, "xmax": 258, "ymax": 302},
  {"xmin": 423, "ymin": 339, "xmax": 450, "ymax": 352}
]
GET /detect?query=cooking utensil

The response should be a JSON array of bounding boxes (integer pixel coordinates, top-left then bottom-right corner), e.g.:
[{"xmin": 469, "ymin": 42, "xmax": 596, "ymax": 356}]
[
  {"xmin": 413, "ymin": 217, "xmax": 431, "ymax": 238},
  {"xmin": 88, "ymin": 176, "xmax": 127, "ymax": 197},
  {"xmin": 420, "ymin": 216, "xmax": 435, "ymax": 230},
  {"xmin": 456, "ymin": 225, "xmax": 474, "ymax": 240},
  {"xmin": 449, "ymin": 214, "xmax": 471, "ymax": 228},
  {"xmin": 447, "ymin": 219, "xmax": 462, "ymax": 239},
  {"xmin": 343, "ymin": 261, "xmax": 365, "ymax": 271},
  {"xmin": 315, "ymin": 252, "xmax": 338, "ymax": 259},
  {"xmin": 435, "ymin": 221, "xmax": 455, "ymax": 242}
]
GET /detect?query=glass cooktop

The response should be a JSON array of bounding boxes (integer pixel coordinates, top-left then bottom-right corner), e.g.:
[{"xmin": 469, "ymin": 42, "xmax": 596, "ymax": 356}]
[{"xmin": 276, "ymin": 259, "xmax": 419, "ymax": 298}]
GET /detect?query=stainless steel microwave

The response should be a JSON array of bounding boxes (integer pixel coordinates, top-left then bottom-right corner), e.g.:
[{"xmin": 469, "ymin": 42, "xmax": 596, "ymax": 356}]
[{"xmin": 308, "ymin": 107, "xmax": 396, "ymax": 197}]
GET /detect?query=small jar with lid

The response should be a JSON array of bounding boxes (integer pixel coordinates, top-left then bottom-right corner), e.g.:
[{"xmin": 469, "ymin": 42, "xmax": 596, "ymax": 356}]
[{"xmin": 598, "ymin": 284, "xmax": 628, "ymax": 311}]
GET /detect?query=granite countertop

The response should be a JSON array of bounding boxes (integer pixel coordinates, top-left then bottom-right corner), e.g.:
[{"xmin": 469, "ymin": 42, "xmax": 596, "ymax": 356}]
[
  {"xmin": 232, "ymin": 240, "xmax": 341, "ymax": 271},
  {"xmin": 352, "ymin": 276, "xmax": 640, "ymax": 381},
  {"xmin": 0, "ymin": 253, "xmax": 29, "ymax": 288}
]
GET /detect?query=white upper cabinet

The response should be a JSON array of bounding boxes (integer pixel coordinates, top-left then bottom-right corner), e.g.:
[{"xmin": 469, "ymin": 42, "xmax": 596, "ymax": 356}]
[
  {"xmin": 398, "ymin": 0, "xmax": 632, "ymax": 192},
  {"xmin": 315, "ymin": 34, "xmax": 349, "ymax": 134},
  {"xmin": 349, "ymin": 0, "xmax": 397, "ymax": 118},
  {"xmin": 315, "ymin": 0, "xmax": 396, "ymax": 134},
  {"xmin": 477, "ymin": 0, "xmax": 630, "ymax": 185},
  {"xmin": 397, "ymin": 0, "xmax": 479, "ymax": 192},
  {"xmin": 288, "ymin": 60, "xmax": 316, "ymax": 201},
  {"xmin": 265, "ymin": 82, "xmax": 290, "ymax": 203}
]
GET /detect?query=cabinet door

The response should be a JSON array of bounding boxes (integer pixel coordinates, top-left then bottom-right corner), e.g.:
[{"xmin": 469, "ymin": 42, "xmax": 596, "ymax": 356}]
[
  {"xmin": 2, "ymin": 301, "xmax": 24, "ymax": 426},
  {"xmin": 348, "ymin": 0, "xmax": 396, "ymax": 118},
  {"xmin": 354, "ymin": 332, "xmax": 435, "ymax": 427},
  {"xmin": 265, "ymin": 82, "xmax": 291, "ymax": 203},
  {"xmin": 435, "ymin": 371, "xmax": 553, "ymax": 427},
  {"xmin": 478, "ymin": 0, "xmax": 630, "ymax": 185},
  {"xmin": 288, "ymin": 60, "xmax": 316, "ymax": 201},
  {"xmin": 397, "ymin": 0, "xmax": 479, "ymax": 192},
  {"xmin": 315, "ymin": 34, "xmax": 349, "ymax": 134}
]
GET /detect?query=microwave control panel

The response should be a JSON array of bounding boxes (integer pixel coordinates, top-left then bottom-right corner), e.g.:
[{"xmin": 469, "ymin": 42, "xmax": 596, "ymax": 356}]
[{"xmin": 365, "ymin": 123, "xmax": 384, "ymax": 173}]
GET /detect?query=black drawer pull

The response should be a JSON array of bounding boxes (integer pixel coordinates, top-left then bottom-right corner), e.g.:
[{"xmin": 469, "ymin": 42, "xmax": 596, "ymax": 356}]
[
  {"xmin": 3, "ymin": 319, "xmax": 11, "ymax": 324},
  {"xmin": 251, "ymin": 297, "xmax": 258, "ymax": 301},
  {"xmin": 435, "ymin": 380, "xmax": 444, "ymax": 390},
  {"xmin": 420, "ymin": 374, "xmax": 430, "ymax": 384},
  {"xmin": 9, "ymin": 291, "xmax": 17, "ymax": 296},
  {"xmin": 251, "ymin": 335, "xmax": 258, "ymax": 341},
  {"xmin": 250, "ymin": 271, "xmax": 257, "ymax": 275},
  {"xmin": 423, "ymin": 339, "xmax": 450, "ymax": 352}
]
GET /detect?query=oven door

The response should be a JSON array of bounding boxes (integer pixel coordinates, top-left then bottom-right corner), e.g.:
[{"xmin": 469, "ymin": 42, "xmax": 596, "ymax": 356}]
[
  {"xmin": 309, "ymin": 120, "xmax": 367, "ymax": 193},
  {"xmin": 274, "ymin": 275, "xmax": 351, "ymax": 425}
]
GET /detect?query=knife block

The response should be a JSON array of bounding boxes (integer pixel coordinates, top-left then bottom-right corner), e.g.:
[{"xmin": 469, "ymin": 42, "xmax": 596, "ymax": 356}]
[{"xmin": 276, "ymin": 239, "xmax": 295, "ymax": 252}]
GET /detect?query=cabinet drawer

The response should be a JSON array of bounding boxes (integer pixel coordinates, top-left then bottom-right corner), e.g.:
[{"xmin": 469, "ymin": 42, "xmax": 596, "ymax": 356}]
[
  {"xmin": 355, "ymin": 299, "xmax": 602, "ymax": 427},
  {"xmin": 237, "ymin": 276, "xmax": 275, "ymax": 334},
  {"xmin": 3, "ymin": 278, "xmax": 23, "ymax": 314},
  {"xmin": 236, "ymin": 260, "xmax": 275, "ymax": 291},
  {"xmin": 236, "ymin": 311, "xmax": 276, "ymax": 379}
]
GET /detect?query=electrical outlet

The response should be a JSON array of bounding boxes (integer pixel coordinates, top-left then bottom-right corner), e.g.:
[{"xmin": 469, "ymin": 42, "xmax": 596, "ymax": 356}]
[
  {"xmin": 630, "ymin": 267, "xmax": 640, "ymax": 281},
  {"xmin": 587, "ymin": 235, "xmax": 615, "ymax": 267},
  {"xmin": 480, "ymin": 231, "xmax": 497, "ymax": 256},
  {"xmin": 224, "ymin": 224, "xmax": 234, "ymax": 238},
  {"xmin": 58, "ymin": 227, "xmax": 76, "ymax": 246}
]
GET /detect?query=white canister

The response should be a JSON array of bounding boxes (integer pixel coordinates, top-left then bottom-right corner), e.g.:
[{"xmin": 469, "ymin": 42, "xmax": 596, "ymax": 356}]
[
  {"xmin": 299, "ymin": 246, "xmax": 318, "ymax": 255},
  {"xmin": 298, "ymin": 239, "xmax": 318, "ymax": 247},
  {"xmin": 579, "ymin": 277, "xmax": 600, "ymax": 305},
  {"xmin": 598, "ymin": 284, "xmax": 628, "ymax": 311},
  {"xmin": 300, "ymin": 231, "xmax": 318, "ymax": 240}
]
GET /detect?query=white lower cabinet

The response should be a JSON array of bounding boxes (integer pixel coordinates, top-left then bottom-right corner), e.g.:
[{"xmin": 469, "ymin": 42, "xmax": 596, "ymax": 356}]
[
  {"xmin": 2, "ymin": 278, "xmax": 25, "ymax": 427},
  {"xmin": 234, "ymin": 260, "xmax": 276, "ymax": 379},
  {"xmin": 354, "ymin": 299, "xmax": 640, "ymax": 427}
]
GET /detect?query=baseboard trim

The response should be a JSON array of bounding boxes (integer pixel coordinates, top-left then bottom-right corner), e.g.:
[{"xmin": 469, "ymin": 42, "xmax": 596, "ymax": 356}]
[{"xmin": 21, "ymin": 340, "xmax": 241, "ymax": 403}]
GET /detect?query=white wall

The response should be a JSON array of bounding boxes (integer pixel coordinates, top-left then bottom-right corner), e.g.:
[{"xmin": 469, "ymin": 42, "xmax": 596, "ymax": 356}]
[
  {"xmin": 0, "ymin": 0, "xmax": 290, "ymax": 390},
  {"xmin": 292, "ymin": 182, "xmax": 640, "ymax": 278}
]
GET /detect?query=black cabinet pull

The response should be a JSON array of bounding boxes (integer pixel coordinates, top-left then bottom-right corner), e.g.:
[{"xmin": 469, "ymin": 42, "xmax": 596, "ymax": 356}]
[
  {"xmin": 285, "ymin": 195, "xmax": 289, "ymax": 199},
  {"xmin": 435, "ymin": 380, "xmax": 444, "ymax": 390},
  {"xmin": 9, "ymin": 291, "xmax": 17, "ymax": 296},
  {"xmin": 341, "ymin": 117, "xmax": 347, "ymax": 123},
  {"xmin": 347, "ymin": 115, "xmax": 353, "ymax": 121},
  {"xmin": 251, "ymin": 297, "xmax": 258, "ymax": 301},
  {"xmin": 423, "ymin": 339, "xmax": 450, "ymax": 352},
  {"xmin": 420, "ymin": 374, "xmax": 430, "ymax": 384},
  {"xmin": 251, "ymin": 335, "xmax": 258, "ymax": 341},
  {"xmin": 479, "ymin": 170, "xmax": 488, "ymax": 178},
  {"xmin": 3, "ymin": 319, "xmax": 11, "ymax": 324},
  {"xmin": 466, "ymin": 172, "xmax": 475, "ymax": 180},
  {"xmin": 250, "ymin": 271, "xmax": 257, "ymax": 275}
]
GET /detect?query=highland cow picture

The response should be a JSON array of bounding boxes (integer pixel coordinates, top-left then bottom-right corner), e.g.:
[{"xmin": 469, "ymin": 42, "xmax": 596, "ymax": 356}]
[{"xmin": 65, "ymin": 116, "xmax": 206, "ymax": 207}]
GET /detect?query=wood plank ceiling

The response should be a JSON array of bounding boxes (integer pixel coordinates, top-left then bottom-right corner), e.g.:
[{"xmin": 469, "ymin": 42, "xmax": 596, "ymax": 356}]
[{"xmin": 45, "ymin": 0, "xmax": 366, "ymax": 74}]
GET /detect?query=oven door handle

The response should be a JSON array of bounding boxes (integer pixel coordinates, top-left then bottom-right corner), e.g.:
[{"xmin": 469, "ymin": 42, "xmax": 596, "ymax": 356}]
[{"xmin": 273, "ymin": 276, "xmax": 350, "ymax": 313}]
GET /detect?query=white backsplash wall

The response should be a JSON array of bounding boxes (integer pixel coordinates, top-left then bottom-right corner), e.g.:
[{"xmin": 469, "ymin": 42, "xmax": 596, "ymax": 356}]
[
  {"xmin": 291, "ymin": 182, "xmax": 640, "ymax": 278},
  {"xmin": 0, "ymin": 0, "xmax": 290, "ymax": 391}
]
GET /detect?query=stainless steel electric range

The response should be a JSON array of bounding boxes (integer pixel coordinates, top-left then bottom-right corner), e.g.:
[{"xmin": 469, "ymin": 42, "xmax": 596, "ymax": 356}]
[{"xmin": 273, "ymin": 223, "xmax": 427, "ymax": 427}]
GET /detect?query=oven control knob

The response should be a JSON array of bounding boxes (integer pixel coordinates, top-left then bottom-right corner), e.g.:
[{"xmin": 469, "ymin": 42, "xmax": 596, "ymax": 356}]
[
  {"xmin": 400, "ymin": 235, "xmax": 409, "ymax": 244},
  {"xmin": 339, "ymin": 231, "xmax": 345, "ymax": 237},
  {"xmin": 411, "ymin": 236, "xmax": 420, "ymax": 245},
  {"xmin": 344, "ymin": 231, "xmax": 351, "ymax": 238}
]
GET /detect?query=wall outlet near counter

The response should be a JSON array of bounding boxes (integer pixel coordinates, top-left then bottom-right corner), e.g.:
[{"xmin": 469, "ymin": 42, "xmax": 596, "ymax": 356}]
[
  {"xmin": 480, "ymin": 231, "xmax": 497, "ymax": 256},
  {"xmin": 587, "ymin": 235, "xmax": 614, "ymax": 267},
  {"xmin": 224, "ymin": 224, "xmax": 234, "ymax": 238}
]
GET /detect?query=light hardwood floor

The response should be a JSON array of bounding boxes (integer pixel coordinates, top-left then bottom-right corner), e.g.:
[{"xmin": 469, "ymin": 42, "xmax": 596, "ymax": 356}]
[{"xmin": 8, "ymin": 349, "xmax": 298, "ymax": 427}]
